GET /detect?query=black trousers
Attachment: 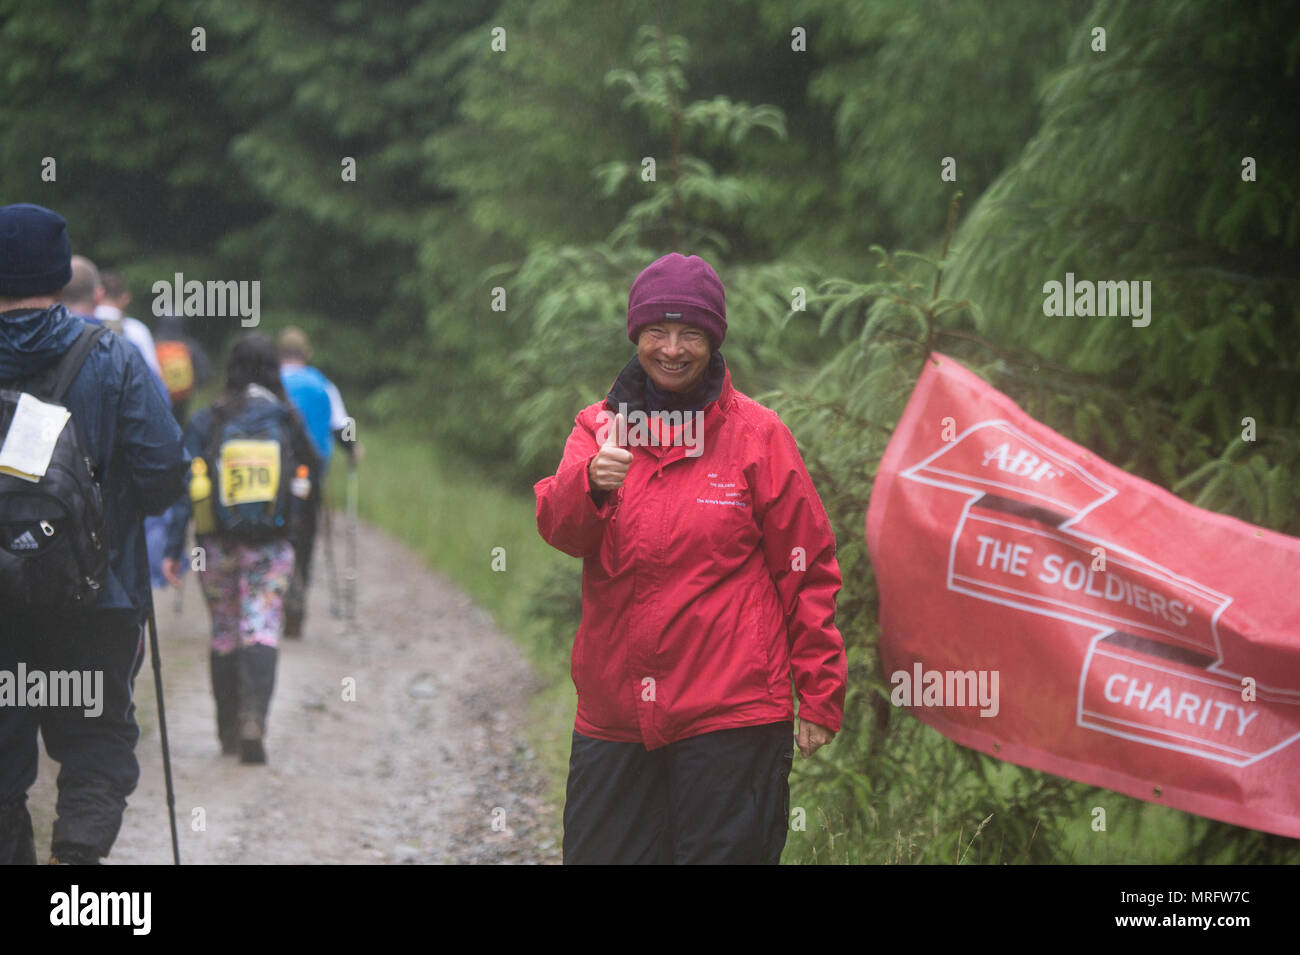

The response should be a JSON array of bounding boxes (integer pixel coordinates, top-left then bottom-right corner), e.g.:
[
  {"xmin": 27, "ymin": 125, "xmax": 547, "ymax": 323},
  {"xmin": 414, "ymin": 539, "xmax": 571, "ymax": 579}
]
[
  {"xmin": 284, "ymin": 491, "xmax": 319, "ymax": 627},
  {"xmin": 0, "ymin": 609, "xmax": 145, "ymax": 861},
  {"xmin": 292, "ymin": 490, "xmax": 320, "ymax": 587},
  {"xmin": 563, "ymin": 721, "xmax": 794, "ymax": 865}
]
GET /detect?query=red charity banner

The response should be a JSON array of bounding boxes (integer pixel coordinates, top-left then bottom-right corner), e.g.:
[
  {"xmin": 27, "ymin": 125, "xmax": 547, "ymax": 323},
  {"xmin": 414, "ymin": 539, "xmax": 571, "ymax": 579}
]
[{"xmin": 865, "ymin": 353, "xmax": 1300, "ymax": 837}]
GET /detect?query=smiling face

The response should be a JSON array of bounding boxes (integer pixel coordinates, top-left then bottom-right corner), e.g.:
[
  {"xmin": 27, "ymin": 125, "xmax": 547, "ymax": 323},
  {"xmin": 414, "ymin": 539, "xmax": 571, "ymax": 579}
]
[{"xmin": 637, "ymin": 321, "xmax": 711, "ymax": 393}]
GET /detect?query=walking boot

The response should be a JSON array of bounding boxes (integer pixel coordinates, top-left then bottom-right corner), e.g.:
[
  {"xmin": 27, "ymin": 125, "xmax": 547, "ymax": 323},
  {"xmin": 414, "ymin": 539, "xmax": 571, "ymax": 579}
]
[
  {"xmin": 49, "ymin": 843, "xmax": 101, "ymax": 864},
  {"xmin": 210, "ymin": 650, "xmax": 240, "ymax": 755},
  {"xmin": 239, "ymin": 726, "xmax": 266, "ymax": 764},
  {"xmin": 0, "ymin": 798, "xmax": 37, "ymax": 865},
  {"xmin": 236, "ymin": 643, "xmax": 278, "ymax": 765}
]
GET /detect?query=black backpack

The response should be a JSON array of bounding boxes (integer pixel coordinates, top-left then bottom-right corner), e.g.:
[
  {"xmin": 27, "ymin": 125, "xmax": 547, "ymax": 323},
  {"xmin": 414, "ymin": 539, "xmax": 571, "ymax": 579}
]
[{"xmin": 0, "ymin": 324, "xmax": 110, "ymax": 609}]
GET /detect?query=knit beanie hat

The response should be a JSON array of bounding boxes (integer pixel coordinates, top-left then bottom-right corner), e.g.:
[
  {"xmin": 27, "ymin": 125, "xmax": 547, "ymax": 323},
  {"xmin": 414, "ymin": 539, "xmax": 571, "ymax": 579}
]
[
  {"xmin": 627, "ymin": 252, "xmax": 726, "ymax": 348},
  {"xmin": 0, "ymin": 204, "xmax": 73, "ymax": 298}
]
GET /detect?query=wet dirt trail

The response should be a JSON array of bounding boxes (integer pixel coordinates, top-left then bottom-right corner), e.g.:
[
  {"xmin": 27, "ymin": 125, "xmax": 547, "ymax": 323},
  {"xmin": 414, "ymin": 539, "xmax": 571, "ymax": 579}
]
[{"xmin": 29, "ymin": 515, "xmax": 562, "ymax": 864}]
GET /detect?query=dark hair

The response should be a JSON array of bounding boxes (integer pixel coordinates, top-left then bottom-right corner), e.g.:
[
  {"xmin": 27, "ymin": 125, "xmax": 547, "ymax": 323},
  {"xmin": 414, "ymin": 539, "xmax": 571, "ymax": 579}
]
[{"xmin": 218, "ymin": 332, "xmax": 286, "ymax": 414}]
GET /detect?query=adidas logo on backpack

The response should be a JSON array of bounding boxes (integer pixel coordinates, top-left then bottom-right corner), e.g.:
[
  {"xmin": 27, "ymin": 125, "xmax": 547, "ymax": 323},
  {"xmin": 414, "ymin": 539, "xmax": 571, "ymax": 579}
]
[{"xmin": 10, "ymin": 530, "xmax": 40, "ymax": 551}]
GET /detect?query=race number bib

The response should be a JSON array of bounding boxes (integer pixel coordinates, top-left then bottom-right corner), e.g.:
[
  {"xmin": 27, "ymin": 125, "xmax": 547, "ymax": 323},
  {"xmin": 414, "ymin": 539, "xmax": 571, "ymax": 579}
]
[{"xmin": 218, "ymin": 440, "xmax": 281, "ymax": 506}]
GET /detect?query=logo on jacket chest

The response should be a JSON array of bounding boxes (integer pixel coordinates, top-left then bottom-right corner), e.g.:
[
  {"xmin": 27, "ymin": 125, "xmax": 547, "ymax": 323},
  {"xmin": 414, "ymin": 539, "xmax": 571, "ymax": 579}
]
[{"xmin": 696, "ymin": 472, "xmax": 750, "ymax": 508}]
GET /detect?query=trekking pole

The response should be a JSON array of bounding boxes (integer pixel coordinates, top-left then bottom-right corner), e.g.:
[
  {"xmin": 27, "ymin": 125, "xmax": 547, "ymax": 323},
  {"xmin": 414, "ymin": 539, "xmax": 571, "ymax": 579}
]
[
  {"xmin": 145, "ymin": 593, "xmax": 181, "ymax": 865},
  {"xmin": 344, "ymin": 459, "xmax": 358, "ymax": 623},
  {"xmin": 322, "ymin": 477, "xmax": 342, "ymax": 618}
]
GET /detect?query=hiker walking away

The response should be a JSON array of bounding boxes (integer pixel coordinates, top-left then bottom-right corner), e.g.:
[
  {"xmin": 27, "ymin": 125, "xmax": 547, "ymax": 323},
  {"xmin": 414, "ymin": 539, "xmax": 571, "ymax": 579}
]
[
  {"xmin": 535, "ymin": 252, "xmax": 847, "ymax": 865},
  {"xmin": 95, "ymin": 269, "xmax": 170, "ymax": 403},
  {"xmin": 151, "ymin": 310, "xmax": 213, "ymax": 592},
  {"xmin": 61, "ymin": 258, "xmax": 168, "ymax": 402},
  {"xmin": 153, "ymin": 311, "xmax": 212, "ymax": 429},
  {"xmin": 64, "ymin": 261, "xmax": 173, "ymax": 591},
  {"xmin": 0, "ymin": 204, "xmax": 187, "ymax": 865},
  {"xmin": 277, "ymin": 326, "xmax": 359, "ymax": 638},
  {"xmin": 161, "ymin": 333, "xmax": 320, "ymax": 764}
]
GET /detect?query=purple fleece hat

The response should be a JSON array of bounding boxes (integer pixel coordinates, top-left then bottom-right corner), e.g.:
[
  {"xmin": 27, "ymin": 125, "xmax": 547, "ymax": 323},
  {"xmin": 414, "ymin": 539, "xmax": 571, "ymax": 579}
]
[{"xmin": 627, "ymin": 253, "xmax": 726, "ymax": 348}]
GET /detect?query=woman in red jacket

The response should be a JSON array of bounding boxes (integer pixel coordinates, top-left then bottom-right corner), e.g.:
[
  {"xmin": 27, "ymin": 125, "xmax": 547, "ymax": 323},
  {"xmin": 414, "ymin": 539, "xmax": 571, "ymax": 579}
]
[{"xmin": 535, "ymin": 252, "xmax": 847, "ymax": 864}]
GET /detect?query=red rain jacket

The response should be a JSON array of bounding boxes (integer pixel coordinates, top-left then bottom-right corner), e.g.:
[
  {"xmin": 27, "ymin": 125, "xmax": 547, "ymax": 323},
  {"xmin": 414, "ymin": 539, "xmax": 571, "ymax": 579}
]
[{"xmin": 535, "ymin": 359, "xmax": 846, "ymax": 749}]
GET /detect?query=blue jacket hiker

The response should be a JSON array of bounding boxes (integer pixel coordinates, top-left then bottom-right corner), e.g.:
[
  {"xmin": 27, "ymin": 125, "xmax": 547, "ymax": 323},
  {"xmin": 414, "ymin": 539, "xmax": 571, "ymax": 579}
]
[{"xmin": 277, "ymin": 326, "xmax": 357, "ymax": 638}]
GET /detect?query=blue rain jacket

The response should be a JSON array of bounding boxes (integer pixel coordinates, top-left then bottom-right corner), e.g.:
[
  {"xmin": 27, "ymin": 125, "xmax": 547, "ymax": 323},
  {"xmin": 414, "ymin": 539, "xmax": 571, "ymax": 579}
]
[{"xmin": 0, "ymin": 305, "xmax": 188, "ymax": 619}]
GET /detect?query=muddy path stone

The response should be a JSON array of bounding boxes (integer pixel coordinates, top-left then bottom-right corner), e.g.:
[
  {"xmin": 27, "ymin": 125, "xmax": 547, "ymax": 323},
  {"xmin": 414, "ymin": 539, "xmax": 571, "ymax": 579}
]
[{"xmin": 29, "ymin": 515, "xmax": 562, "ymax": 865}]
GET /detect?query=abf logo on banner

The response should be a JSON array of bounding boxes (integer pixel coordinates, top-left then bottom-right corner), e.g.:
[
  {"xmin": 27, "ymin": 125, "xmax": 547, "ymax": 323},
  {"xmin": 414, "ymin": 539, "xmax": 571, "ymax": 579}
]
[{"xmin": 981, "ymin": 442, "xmax": 1063, "ymax": 483}]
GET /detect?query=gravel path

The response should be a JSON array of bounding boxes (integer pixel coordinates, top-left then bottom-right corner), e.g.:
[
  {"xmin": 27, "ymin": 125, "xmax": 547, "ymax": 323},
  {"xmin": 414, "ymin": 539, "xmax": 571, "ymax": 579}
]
[{"xmin": 28, "ymin": 516, "xmax": 562, "ymax": 864}]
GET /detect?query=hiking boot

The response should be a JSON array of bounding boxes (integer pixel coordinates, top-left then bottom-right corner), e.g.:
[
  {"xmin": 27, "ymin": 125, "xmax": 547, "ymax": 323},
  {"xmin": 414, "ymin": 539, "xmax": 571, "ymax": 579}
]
[
  {"xmin": 236, "ymin": 644, "xmax": 277, "ymax": 765},
  {"xmin": 49, "ymin": 843, "xmax": 101, "ymax": 865},
  {"xmin": 0, "ymin": 799, "xmax": 37, "ymax": 865},
  {"xmin": 239, "ymin": 718, "xmax": 267, "ymax": 765},
  {"xmin": 211, "ymin": 650, "xmax": 240, "ymax": 755},
  {"xmin": 239, "ymin": 739, "xmax": 267, "ymax": 764}
]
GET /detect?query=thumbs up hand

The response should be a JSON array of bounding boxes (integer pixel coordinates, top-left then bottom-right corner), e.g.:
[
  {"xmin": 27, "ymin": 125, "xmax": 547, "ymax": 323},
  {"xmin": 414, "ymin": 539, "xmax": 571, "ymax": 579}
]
[{"xmin": 589, "ymin": 412, "xmax": 634, "ymax": 491}]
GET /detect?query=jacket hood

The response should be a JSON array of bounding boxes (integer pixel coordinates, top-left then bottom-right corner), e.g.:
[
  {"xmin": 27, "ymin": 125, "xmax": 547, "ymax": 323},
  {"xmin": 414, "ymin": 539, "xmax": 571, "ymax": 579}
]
[{"xmin": 0, "ymin": 304, "xmax": 85, "ymax": 381}]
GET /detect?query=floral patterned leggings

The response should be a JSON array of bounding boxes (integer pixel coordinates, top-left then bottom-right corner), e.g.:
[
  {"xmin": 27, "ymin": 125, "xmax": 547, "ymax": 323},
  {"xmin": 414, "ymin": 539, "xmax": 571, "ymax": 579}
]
[{"xmin": 196, "ymin": 537, "xmax": 296, "ymax": 654}]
